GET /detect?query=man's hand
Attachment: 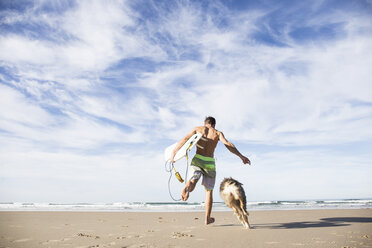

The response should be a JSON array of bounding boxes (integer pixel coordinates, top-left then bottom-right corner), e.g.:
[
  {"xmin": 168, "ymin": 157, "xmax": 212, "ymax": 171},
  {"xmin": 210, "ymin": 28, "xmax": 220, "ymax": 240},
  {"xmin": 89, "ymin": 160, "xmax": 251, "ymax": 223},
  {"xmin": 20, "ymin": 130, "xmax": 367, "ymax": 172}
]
[
  {"xmin": 170, "ymin": 153, "xmax": 176, "ymax": 163},
  {"xmin": 170, "ymin": 155, "xmax": 174, "ymax": 164},
  {"xmin": 241, "ymin": 155, "xmax": 251, "ymax": 165}
]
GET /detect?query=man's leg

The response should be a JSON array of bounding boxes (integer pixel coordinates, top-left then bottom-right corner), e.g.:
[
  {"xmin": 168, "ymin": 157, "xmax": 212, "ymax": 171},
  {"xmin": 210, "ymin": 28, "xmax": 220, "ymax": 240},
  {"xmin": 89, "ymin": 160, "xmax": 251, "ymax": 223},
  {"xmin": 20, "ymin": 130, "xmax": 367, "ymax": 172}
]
[
  {"xmin": 205, "ymin": 190, "xmax": 215, "ymax": 225},
  {"xmin": 181, "ymin": 179, "xmax": 197, "ymax": 201},
  {"xmin": 182, "ymin": 170, "xmax": 201, "ymax": 201}
]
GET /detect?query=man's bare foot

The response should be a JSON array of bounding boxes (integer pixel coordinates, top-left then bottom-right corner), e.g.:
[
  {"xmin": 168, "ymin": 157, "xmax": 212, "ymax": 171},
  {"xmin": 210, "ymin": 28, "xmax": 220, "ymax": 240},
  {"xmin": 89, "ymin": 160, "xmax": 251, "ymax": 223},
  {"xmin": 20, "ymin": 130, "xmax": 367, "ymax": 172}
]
[
  {"xmin": 205, "ymin": 217, "xmax": 215, "ymax": 225},
  {"xmin": 181, "ymin": 189, "xmax": 189, "ymax": 201}
]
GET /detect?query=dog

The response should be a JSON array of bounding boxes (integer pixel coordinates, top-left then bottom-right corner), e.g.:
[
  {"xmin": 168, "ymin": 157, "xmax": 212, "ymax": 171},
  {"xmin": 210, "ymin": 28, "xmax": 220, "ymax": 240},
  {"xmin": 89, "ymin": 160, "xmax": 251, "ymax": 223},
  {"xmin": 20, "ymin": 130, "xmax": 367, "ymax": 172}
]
[{"xmin": 219, "ymin": 177, "xmax": 250, "ymax": 229}]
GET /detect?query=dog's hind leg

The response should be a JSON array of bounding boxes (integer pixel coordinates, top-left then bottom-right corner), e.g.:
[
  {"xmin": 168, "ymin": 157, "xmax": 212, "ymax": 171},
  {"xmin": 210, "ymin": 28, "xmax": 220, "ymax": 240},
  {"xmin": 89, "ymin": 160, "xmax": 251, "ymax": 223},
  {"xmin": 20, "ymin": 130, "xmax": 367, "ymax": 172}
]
[
  {"xmin": 238, "ymin": 200, "xmax": 250, "ymax": 229},
  {"xmin": 232, "ymin": 205, "xmax": 246, "ymax": 228},
  {"xmin": 242, "ymin": 212, "xmax": 250, "ymax": 229}
]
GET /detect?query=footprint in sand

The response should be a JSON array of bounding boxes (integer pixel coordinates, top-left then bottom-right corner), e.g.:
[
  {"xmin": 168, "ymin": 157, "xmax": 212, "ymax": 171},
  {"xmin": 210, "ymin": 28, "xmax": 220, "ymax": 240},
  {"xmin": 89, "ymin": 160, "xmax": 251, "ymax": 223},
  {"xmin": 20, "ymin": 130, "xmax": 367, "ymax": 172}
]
[
  {"xmin": 128, "ymin": 243, "xmax": 152, "ymax": 248},
  {"xmin": 77, "ymin": 233, "xmax": 100, "ymax": 239},
  {"xmin": 46, "ymin": 239, "xmax": 61, "ymax": 243},
  {"xmin": 172, "ymin": 232, "xmax": 194, "ymax": 238},
  {"xmin": 121, "ymin": 232, "xmax": 144, "ymax": 239}
]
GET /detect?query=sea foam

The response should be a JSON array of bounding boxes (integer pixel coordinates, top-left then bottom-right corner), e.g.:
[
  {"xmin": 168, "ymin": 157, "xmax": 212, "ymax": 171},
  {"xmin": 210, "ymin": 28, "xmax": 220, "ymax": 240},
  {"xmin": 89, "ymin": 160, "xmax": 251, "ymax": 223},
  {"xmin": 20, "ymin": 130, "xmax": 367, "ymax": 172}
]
[{"xmin": 0, "ymin": 199, "xmax": 371, "ymax": 212}]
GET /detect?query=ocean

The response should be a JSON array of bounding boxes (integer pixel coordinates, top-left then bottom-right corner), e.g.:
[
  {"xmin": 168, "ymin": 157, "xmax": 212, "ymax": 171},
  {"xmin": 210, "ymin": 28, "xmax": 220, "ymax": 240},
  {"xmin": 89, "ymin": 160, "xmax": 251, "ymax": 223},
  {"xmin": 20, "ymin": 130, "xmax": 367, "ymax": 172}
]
[{"xmin": 1, "ymin": 199, "xmax": 371, "ymax": 212}]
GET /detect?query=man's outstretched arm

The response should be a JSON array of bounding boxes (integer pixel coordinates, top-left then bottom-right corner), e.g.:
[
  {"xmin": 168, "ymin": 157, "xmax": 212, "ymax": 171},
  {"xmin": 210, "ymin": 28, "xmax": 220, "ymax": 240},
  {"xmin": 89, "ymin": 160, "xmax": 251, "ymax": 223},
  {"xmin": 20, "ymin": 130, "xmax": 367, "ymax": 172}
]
[
  {"xmin": 170, "ymin": 128, "xmax": 197, "ymax": 163},
  {"xmin": 219, "ymin": 132, "xmax": 251, "ymax": 165}
]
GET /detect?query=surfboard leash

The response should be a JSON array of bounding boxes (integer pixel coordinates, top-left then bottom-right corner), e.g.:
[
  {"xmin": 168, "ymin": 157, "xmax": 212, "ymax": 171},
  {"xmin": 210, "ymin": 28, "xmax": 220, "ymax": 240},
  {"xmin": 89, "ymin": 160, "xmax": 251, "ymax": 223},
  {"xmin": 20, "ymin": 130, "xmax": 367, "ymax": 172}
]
[
  {"xmin": 165, "ymin": 160, "xmax": 182, "ymax": 201},
  {"xmin": 164, "ymin": 142, "xmax": 193, "ymax": 202},
  {"xmin": 184, "ymin": 148, "xmax": 190, "ymax": 186}
]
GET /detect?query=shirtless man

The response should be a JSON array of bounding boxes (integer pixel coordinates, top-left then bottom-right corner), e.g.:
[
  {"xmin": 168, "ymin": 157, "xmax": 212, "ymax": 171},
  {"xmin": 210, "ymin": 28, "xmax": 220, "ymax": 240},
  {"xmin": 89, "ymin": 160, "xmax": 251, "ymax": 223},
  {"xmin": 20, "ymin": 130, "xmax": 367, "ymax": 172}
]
[{"xmin": 170, "ymin": 116, "xmax": 250, "ymax": 225}]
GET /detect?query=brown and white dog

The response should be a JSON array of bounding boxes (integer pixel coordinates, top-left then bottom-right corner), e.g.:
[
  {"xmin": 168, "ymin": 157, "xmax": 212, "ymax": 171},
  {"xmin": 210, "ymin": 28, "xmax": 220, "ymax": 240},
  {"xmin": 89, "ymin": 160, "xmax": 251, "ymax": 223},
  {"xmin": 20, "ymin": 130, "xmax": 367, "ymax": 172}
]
[{"xmin": 219, "ymin": 177, "xmax": 250, "ymax": 229}]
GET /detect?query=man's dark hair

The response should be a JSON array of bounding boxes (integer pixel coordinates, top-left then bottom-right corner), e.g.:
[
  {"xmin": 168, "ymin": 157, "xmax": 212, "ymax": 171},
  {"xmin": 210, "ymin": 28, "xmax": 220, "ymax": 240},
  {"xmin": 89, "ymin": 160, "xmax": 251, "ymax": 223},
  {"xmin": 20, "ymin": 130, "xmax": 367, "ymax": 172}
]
[{"xmin": 204, "ymin": 116, "xmax": 216, "ymax": 126}]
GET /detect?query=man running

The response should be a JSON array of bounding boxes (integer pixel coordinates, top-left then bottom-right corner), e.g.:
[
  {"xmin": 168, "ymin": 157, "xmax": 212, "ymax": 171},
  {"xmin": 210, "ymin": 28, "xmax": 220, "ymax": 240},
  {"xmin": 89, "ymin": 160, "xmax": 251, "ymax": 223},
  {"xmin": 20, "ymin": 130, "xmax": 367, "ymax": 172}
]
[{"xmin": 170, "ymin": 116, "xmax": 250, "ymax": 225}]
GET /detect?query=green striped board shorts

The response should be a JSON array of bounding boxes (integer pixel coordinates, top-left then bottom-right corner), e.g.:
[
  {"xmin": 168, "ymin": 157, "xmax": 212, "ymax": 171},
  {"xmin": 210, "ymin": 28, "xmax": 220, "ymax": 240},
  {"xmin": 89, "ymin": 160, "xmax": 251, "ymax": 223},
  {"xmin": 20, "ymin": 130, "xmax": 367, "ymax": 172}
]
[{"xmin": 188, "ymin": 154, "xmax": 216, "ymax": 190}]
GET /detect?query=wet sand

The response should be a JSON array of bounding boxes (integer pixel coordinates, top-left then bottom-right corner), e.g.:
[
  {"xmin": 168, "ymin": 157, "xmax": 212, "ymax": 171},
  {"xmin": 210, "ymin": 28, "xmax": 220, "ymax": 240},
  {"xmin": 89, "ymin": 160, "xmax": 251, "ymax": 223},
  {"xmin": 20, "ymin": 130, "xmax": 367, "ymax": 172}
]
[{"xmin": 0, "ymin": 209, "xmax": 371, "ymax": 248}]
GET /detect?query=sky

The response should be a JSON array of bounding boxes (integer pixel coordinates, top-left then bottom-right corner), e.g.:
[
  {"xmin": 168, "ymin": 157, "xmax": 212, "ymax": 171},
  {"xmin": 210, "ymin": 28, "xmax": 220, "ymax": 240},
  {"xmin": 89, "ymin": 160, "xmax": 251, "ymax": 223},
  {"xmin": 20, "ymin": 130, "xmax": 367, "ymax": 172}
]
[{"xmin": 0, "ymin": 0, "xmax": 372, "ymax": 203}]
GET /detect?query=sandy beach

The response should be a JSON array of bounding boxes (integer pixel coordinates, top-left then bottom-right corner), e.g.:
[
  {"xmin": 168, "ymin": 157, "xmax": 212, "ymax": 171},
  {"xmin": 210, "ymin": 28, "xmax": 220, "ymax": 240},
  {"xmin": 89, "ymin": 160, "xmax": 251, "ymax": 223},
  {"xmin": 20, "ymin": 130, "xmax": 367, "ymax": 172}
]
[{"xmin": 1, "ymin": 209, "xmax": 371, "ymax": 248}]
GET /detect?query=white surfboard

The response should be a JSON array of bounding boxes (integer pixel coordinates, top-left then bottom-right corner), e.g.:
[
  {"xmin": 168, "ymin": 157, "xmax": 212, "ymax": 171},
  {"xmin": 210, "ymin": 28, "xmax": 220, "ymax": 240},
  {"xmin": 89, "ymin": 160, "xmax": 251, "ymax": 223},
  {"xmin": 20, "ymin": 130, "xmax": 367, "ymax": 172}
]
[{"xmin": 164, "ymin": 132, "xmax": 203, "ymax": 162}]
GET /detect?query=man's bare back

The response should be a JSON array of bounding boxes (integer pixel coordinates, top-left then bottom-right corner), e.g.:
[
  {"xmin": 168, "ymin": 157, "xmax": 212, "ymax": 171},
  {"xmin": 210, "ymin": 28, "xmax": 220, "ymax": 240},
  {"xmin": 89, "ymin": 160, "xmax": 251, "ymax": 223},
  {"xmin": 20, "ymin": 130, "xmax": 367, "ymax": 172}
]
[{"xmin": 194, "ymin": 126, "xmax": 220, "ymax": 158}]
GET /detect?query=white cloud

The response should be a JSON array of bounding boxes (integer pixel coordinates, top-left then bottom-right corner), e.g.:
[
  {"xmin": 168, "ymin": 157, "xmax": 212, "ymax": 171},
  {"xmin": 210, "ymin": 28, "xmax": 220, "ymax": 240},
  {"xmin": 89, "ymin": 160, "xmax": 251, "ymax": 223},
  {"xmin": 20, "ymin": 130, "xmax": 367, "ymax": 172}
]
[
  {"xmin": 0, "ymin": 84, "xmax": 53, "ymax": 126},
  {"xmin": 0, "ymin": 0, "xmax": 165, "ymax": 81},
  {"xmin": 135, "ymin": 5, "xmax": 372, "ymax": 145},
  {"xmin": 0, "ymin": 35, "xmax": 56, "ymax": 64},
  {"xmin": 0, "ymin": 84, "xmax": 145, "ymax": 151}
]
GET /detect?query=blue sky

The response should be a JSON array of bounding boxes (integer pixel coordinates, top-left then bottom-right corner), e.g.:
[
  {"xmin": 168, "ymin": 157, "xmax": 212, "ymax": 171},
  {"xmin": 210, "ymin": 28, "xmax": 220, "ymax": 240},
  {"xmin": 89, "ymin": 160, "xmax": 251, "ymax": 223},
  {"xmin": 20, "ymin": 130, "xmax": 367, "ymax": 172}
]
[{"xmin": 0, "ymin": 0, "xmax": 372, "ymax": 203}]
